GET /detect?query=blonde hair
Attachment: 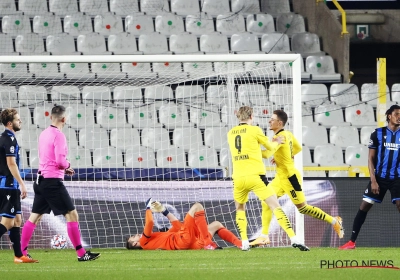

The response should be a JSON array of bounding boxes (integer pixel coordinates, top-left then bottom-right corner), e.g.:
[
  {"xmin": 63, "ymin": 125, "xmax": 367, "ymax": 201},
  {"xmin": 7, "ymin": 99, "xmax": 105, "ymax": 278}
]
[{"xmin": 236, "ymin": 106, "xmax": 253, "ymax": 122}]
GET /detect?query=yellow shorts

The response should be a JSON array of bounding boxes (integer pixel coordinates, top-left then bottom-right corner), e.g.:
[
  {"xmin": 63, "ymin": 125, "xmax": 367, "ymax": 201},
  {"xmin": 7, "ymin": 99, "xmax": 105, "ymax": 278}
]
[
  {"xmin": 233, "ymin": 175, "xmax": 276, "ymax": 204},
  {"xmin": 268, "ymin": 171, "xmax": 306, "ymax": 205}
]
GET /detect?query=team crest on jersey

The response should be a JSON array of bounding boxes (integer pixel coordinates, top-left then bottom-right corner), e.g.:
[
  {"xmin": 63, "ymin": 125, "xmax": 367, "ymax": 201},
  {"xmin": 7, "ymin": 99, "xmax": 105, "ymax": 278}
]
[
  {"xmin": 10, "ymin": 146, "xmax": 14, "ymax": 153},
  {"xmin": 11, "ymin": 207, "xmax": 14, "ymax": 213},
  {"xmin": 384, "ymin": 136, "xmax": 387, "ymax": 139},
  {"xmin": 10, "ymin": 136, "xmax": 14, "ymax": 141},
  {"xmin": 365, "ymin": 189, "xmax": 368, "ymax": 194}
]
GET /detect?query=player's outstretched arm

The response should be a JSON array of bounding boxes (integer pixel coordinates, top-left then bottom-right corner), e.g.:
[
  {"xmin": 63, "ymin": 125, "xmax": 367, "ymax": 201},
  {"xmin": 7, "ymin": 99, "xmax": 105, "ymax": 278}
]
[
  {"xmin": 143, "ymin": 198, "xmax": 155, "ymax": 237},
  {"xmin": 152, "ymin": 201, "xmax": 179, "ymax": 223}
]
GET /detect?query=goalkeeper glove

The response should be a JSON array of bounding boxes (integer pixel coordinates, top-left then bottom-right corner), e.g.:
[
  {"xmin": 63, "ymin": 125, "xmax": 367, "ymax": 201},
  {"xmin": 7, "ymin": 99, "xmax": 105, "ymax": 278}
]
[
  {"xmin": 151, "ymin": 201, "xmax": 169, "ymax": 216},
  {"xmin": 145, "ymin": 197, "xmax": 153, "ymax": 209}
]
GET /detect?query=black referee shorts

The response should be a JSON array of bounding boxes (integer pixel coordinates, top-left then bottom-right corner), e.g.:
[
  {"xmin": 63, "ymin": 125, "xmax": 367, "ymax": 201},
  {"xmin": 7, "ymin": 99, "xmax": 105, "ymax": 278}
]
[
  {"xmin": 363, "ymin": 177, "xmax": 400, "ymax": 204},
  {"xmin": 31, "ymin": 177, "xmax": 75, "ymax": 216}
]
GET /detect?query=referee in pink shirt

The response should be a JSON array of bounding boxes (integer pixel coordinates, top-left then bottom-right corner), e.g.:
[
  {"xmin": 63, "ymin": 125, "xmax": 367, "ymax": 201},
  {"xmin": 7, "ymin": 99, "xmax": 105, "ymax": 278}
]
[{"xmin": 21, "ymin": 105, "xmax": 101, "ymax": 262}]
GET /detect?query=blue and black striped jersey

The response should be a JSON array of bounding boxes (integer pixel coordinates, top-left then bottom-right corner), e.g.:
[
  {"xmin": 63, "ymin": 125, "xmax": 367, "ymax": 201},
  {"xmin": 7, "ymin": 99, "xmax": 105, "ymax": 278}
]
[{"xmin": 0, "ymin": 129, "xmax": 20, "ymax": 189}]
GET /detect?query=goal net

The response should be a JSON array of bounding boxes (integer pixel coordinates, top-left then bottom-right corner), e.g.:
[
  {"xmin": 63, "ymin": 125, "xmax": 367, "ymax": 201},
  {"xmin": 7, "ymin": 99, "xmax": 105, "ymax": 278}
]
[{"xmin": 0, "ymin": 53, "xmax": 303, "ymax": 249}]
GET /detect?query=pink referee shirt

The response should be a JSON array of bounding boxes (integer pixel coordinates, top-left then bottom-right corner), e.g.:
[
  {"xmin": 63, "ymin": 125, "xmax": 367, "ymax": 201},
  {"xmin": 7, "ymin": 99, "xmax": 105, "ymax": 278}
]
[{"xmin": 38, "ymin": 125, "xmax": 70, "ymax": 179}]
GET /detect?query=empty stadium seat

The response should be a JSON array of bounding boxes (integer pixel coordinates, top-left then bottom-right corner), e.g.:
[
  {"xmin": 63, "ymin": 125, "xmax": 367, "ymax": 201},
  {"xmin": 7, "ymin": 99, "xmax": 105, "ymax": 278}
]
[
  {"xmin": 291, "ymin": 33, "xmax": 325, "ymax": 57},
  {"xmin": 231, "ymin": 0, "xmax": 260, "ymax": 14},
  {"xmin": 29, "ymin": 63, "xmax": 62, "ymax": 78},
  {"xmin": 360, "ymin": 126, "xmax": 376, "ymax": 145},
  {"xmin": 361, "ymin": 83, "xmax": 390, "ymax": 105},
  {"xmin": 18, "ymin": 86, "xmax": 48, "ymax": 107},
  {"xmin": 110, "ymin": 0, "xmax": 139, "ymax": 16},
  {"xmin": 156, "ymin": 147, "xmax": 186, "ymax": 168},
  {"xmin": 68, "ymin": 147, "xmax": 92, "ymax": 168},
  {"xmin": 0, "ymin": 63, "xmax": 29, "ymax": 79},
  {"xmin": 0, "ymin": 34, "xmax": 16, "ymax": 55},
  {"xmin": 245, "ymin": 61, "xmax": 280, "ymax": 79},
  {"xmin": 204, "ymin": 127, "xmax": 229, "ymax": 150},
  {"xmin": 170, "ymin": 33, "xmax": 202, "ymax": 54},
  {"xmin": 237, "ymin": 84, "xmax": 270, "ymax": 106},
  {"xmin": 60, "ymin": 63, "xmax": 94, "ymax": 79},
  {"xmin": 0, "ymin": 86, "xmax": 19, "ymax": 108},
  {"xmin": 184, "ymin": 61, "xmax": 213, "ymax": 78},
  {"xmin": 330, "ymin": 84, "xmax": 360, "ymax": 106},
  {"xmin": 33, "ymin": 14, "xmax": 62, "ymax": 36},
  {"xmin": 2, "ymin": 15, "xmax": 31, "ymax": 35},
  {"xmin": 330, "ymin": 126, "xmax": 360, "ymax": 148},
  {"xmin": 301, "ymin": 84, "xmax": 329, "ymax": 106},
  {"xmin": 66, "ymin": 104, "xmax": 96, "ymax": 129},
  {"xmin": 231, "ymin": 32, "xmax": 261, "ymax": 54},
  {"xmin": 114, "ymin": 86, "xmax": 143, "ymax": 107},
  {"xmin": 302, "ymin": 123, "xmax": 328, "ymax": 148},
  {"xmin": 268, "ymin": 84, "xmax": 293, "ymax": 106},
  {"xmin": 46, "ymin": 33, "xmax": 80, "ymax": 55},
  {"xmin": 96, "ymin": 106, "xmax": 131, "ymax": 128},
  {"xmin": 141, "ymin": 0, "xmax": 170, "ymax": 15},
  {"xmin": 171, "ymin": 0, "xmax": 200, "ymax": 15},
  {"xmin": 253, "ymin": 105, "xmax": 279, "ymax": 128},
  {"xmin": 15, "ymin": 128, "xmax": 42, "ymax": 150},
  {"xmin": 141, "ymin": 127, "xmax": 170, "ymax": 150},
  {"xmin": 138, "ymin": 33, "xmax": 171, "ymax": 54},
  {"xmin": 33, "ymin": 105, "xmax": 53, "ymax": 128},
  {"xmin": 261, "ymin": 33, "xmax": 290, "ymax": 54},
  {"xmin": 206, "ymin": 85, "xmax": 228, "ymax": 106},
  {"xmin": 153, "ymin": 62, "xmax": 184, "ymax": 78},
  {"xmin": 190, "ymin": 105, "xmax": 222, "ymax": 128},
  {"xmin": 216, "ymin": 13, "xmax": 246, "ymax": 35},
  {"xmin": 110, "ymin": 128, "xmax": 140, "ymax": 151},
  {"xmin": 276, "ymin": 59, "xmax": 310, "ymax": 81},
  {"xmin": 305, "ymin": 56, "xmax": 341, "ymax": 83},
  {"xmin": 15, "ymin": 34, "xmax": 46, "ymax": 55},
  {"xmin": 91, "ymin": 63, "xmax": 122, "ymax": 78},
  {"xmin": 185, "ymin": 13, "xmax": 215, "ymax": 35},
  {"xmin": 82, "ymin": 86, "xmax": 111, "ymax": 104},
  {"xmin": 175, "ymin": 85, "xmax": 204, "ymax": 104},
  {"xmin": 125, "ymin": 14, "xmax": 154, "ymax": 35},
  {"xmin": 391, "ymin": 84, "xmax": 400, "ymax": 103},
  {"xmin": 20, "ymin": 148, "xmax": 29, "ymax": 169},
  {"xmin": 173, "ymin": 127, "xmax": 203, "ymax": 151},
  {"xmin": 79, "ymin": 0, "xmax": 109, "ymax": 15},
  {"xmin": 276, "ymin": 13, "xmax": 306, "ymax": 38},
  {"xmin": 188, "ymin": 147, "xmax": 219, "ymax": 168},
  {"xmin": 314, "ymin": 104, "xmax": 349, "ymax": 127},
  {"xmin": 144, "ymin": 86, "xmax": 173, "ymax": 109},
  {"xmin": 49, "ymin": 0, "xmax": 78, "ymax": 16},
  {"xmin": 201, "ymin": 0, "xmax": 230, "ymax": 16},
  {"xmin": 284, "ymin": 104, "xmax": 314, "ymax": 126},
  {"xmin": 19, "ymin": 0, "xmax": 48, "ymax": 15},
  {"xmin": 246, "ymin": 14, "xmax": 275, "ymax": 35},
  {"xmin": 314, "ymin": 144, "xmax": 346, "ymax": 166},
  {"xmin": 79, "ymin": 127, "xmax": 109, "ymax": 149},
  {"xmin": 125, "ymin": 146, "xmax": 156, "ymax": 168},
  {"xmin": 108, "ymin": 33, "xmax": 142, "ymax": 55},
  {"xmin": 345, "ymin": 144, "xmax": 369, "ymax": 166},
  {"xmin": 155, "ymin": 13, "xmax": 185, "ymax": 35},
  {"xmin": 220, "ymin": 147, "xmax": 232, "ymax": 176},
  {"xmin": 63, "ymin": 127, "xmax": 79, "ymax": 148},
  {"xmin": 51, "ymin": 86, "xmax": 81, "ymax": 104},
  {"xmin": 77, "ymin": 33, "xmax": 110, "ymax": 55},
  {"xmin": 64, "ymin": 13, "xmax": 93, "ymax": 36},
  {"xmin": 16, "ymin": 106, "xmax": 34, "ymax": 129},
  {"xmin": 0, "ymin": 0, "xmax": 17, "ymax": 14},
  {"xmin": 345, "ymin": 103, "xmax": 376, "ymax": 127},
  {"xmin": 261, "ymin": 0, "xmax": 291, "ymax": 17},
  {"xmin": 128, "ymin": 104, "xmax": 160, "ymax": 128},
  {"xmin": 122, "ymin": 62, "xmax": 155, "ymax": 78},
  {"xmin": 93, "ymin": 147, "xmax": 123, "ymax": 168},
  {"xmin": 27, "ymin": 149, "xmax": 39, "ymax": 169},
  {"xmin": 302, "ymin": 145, "xmax": 317, "ymax": 166},
  {"xmin": 159, "ymin": 104, "xmax": 190, "ymax": 129},
  {"xmin": 94, "ymin": 13, "xmax": 123, "ymax": 35},
  {"xmin": 200, "ymin": 33, "xmax": 229, "ymax": 54}
]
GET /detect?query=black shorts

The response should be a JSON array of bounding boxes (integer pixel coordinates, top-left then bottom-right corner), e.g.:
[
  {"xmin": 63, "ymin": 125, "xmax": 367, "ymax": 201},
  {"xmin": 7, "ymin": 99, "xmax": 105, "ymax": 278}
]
[
  {"xmin": 31, "ymin": 177, "xmax": 75, "ymax": 216},
  {"xmin": 363, "ymin": 177, "xmax": 400, "ymax": 204},
  {"xmin": 0, "ymin": 188, "xmax": 21, "ymax": 218}
]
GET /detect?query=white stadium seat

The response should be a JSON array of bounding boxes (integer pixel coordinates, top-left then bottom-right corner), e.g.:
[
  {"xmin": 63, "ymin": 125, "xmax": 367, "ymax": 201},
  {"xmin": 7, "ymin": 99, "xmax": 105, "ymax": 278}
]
[
  {"xmin": 138, "ymin": 33, "xmax": 171, "ymax": 55},
  {"xmin": 64, "ymin": 12, "xmax": 93, "ymax": 36},
  {"xmin": 140, "ymin": 0, "xmax": 170, "ymax": 16},
  {"xmin": 141, "ymin": 127, "xmax": 170, "ymax": 150},
  {"xmin": 360, "ymin": 126, "xmax": 376, "ymax": 146},
  {"xmin": 171, "ymin": 0, "xmax": 200, "ymax": 15},
  {"xmin": 302, "ymin": 123, "xmax": 328, "ymax": 149},
  {"xmin": 305, "ymin": 56, "xmax": 341, "ymax": 83},
  {"xmin": 301, "ymin": 84, "xmax": 329, "ymax": 106},
  {"xmin": 231, "ymin": 32, "xmax": 261, "ymax": 54},
  {"xmin": 15, "ymin": 34, "xmax": 46, "ymax": 55},
  {"xmin": 0, "ymin": 86, "xmax": 19, "ymax": 108},
  {"xmin": 188, "ymin": 147, "xmax": 219, "ymax": 168},
  {"xmin": 245, "ymin": 61, "xmax": 279, "ymax": 79},
  {"xmin": 122, "ymin": 62, "xmax": 155, "ymax": 78},
  {"xmin": 63, "ymin": 127, "xmax": 79, "ymax": 148},
  {"xmin": 345, "ymin": 144, "xmax": 369, "ymax": 166},
  {"xmin": 314, "ymin": 104, "xmax": 349, "ymax": 127},
  {"xmin": 302, "ymin": 145, "xmax": 317, "ymax": 166},
  {"xmin": 175, "ymin": 85, "xmax": 204, "ymax": 104},
  {"xmin": 29, "ymin": 63, "xmax": 62, "ymax": 78},
  {"xmin": 204, "ymin": 127, "xmax": 229, "ymax": 150},
  {"xmin": 156, "ymin": 147, "xmax": 186, "ymax": 168},
  {"xmin": 46, "ymin": 33, "xmax": 80, "ymax": 55},
  {"xmin": 94, "ymin": 13, "xmax": 123, "ymax": 35},
  {"xmin": 79, "ymin": 128, "xmax": 109, "ymax": 149},
  {"xmin": 51, "ymin": 86, "xmax": 81, "ymax": 104},
  {"xmin": 330, "ymin": 84, "xmax": 360, "ymax": 106},
  {"xmin": 155, "ymin": 14, "xmax": 185, "ymax": 35},
  {"xmin": 18, "ymin": 86, "xmax": 47, "ymax": 107},
  {"xmin": 60, "ymin": 63, "xmax": 94, "ymax": 79},
  {"xmin": 173, "ymin": 127, "xmax": 203, "ymax": 151},
  {"xmin": 93, "ymin": 147, "xmax": 123, "ymax": 168},
  {"xmin": 15, "ymin": 128, "xmax": 42, "ymax": 150},
  {"xmin": 0, "ymin": 0, "xmax": 17, "ymax": 14},
  {"xmin": 33, "ymin": 105, "xmax": 53, "ymax": 128},
  {"xmin": 19, "ymin": 0, "xmax": 48, "ymax": 15},
  {"xmin": 231, "ymin": 0, "xmax": 260, "ymax": 14},
  {"xmin": 108, "ymin": 33, "xmax": 143, "ymax": 55},
  {"xmin": 17, "ymin": 106, "xmax": 34, "ymax": 129},
  {"xmin": 190, "ymin": 105, "xmax": 222, "ymax": 128},
  {"xmin": 27, "ymin": 149, "xmax": 39, "ymax": 169},
  {"xmin": 125, "ymin": 146, "xmax": 156, "ymax": 168},
  {"xmin": 276, "ymin": 59, "xmax": 310, "ymax": 81},
  {"xmin": 268, "ymin": 84, "xmax": 293, "ymax": 106},
  {"xmin": 220, "ymin": 147, "xmax": 232, "ymax": 176},
  {"xmin": 246, "ymin": 14, "xmax": 275, "ymax": 35},
  {"xmin": 261, "ymin": 0, "xmax": 290, "ymax": 17},
  {"xmin": 159, "ymin": 103, "xmax": 190, "ymax": 128},
  {"xmin": 345, "ymin": 103, "xmax": 376, "ymax": 127},
  {"xmin": 391, "ymin": 84, "xmax": 400, "ymax": 103},
  {"xmin": 185, "ymin": 13, "xmax": 215, "ymax": 35},
  {"xmin": 82, "ymin": 86, "xmax": 111, "ymax": 103},
  {"xmin": 110, "ymin": 0, "xmax": 139, "ymax": 16},
  {"xmin": 144, "ymin": 86, "xmax": 173, "ymax": 110},
  {"xmin": 253, "ymin": 105, "xmax": 279, "ymax": 128},
  {"xmin": 276, "ymin": 13, "xmax": 306, "ymax": 38},
  {"xmin": 127, "ymin": 104, "xmax": 160, "ymax": 128},
  {"xmin": 125, "ymin": 14, "xmax": 154, "ymax": 35},
  {"xmin": 91, "ymin": 63, "xmax": 122, "ymax": 78},
  {"xmin": 360, "ymin": 83, "xmax": 390, "ymax": 105},
  {"xmin": 0, "ymin": 34, "xmax": 16, "ymax": 55},
  {"xmin": 201, "ymin": 0, "xmax": 230, "ymax": 16},
  {"xmin": 79, "ymin": 0, "xmax": 109, "ymax": 16},
  {"xmin": 206, "ymin": 85, "xmax": 228, "ymax": 106},
  {"xmin": 237, "ymin": 84, "xmax": 270, "ymax": 106},
  {"xmin": 200, "ymin": 33, "xmax": 229, "ymax": 54},
  {"xmin": 49, "ymin": 0, "xmax": 79, "ymax": 16},
  {"xmin": 216, "ymin": 13, "xmax": 246, "ymax": 36},
  {"xmin": 261, "ymin": 33, "xmax": 291, "ymax": 54},
  {"xmin": 0, "ymin": 63, "xmax": 29, "ymax": 79},
  {"xmin": 96, "ymin": 106, "xmax": 131, "ymax": 128},
  {"xmin": 33, "ymin": 14, "xmax": 62, "ymax": 36},
  {"xmin": 170, "ymin": 33, "xmax": 202, "ymax": 54},
  {"xmin": 66, "ymin": 104, "xmax": 96, "ymax": 129},
  {"xmin": 2, "ymin": 15, "xmax": 31, "ymax": 35},
  {"xmin": 329, "ymin": 126, "xmax": 360, "ymax": 148},
  {"xmin": 68, "ymin": 147, "xmax": 92, "ymax": 168},
  {"xmin": 314, "ymin": 144, "xmax": 346, "ymax": 166},
  {"xmin": 114, "ymin": 86, "xmax": 143, "ymax": 107},
  {"xmin": 110, "ymin": 128, "xmax": 140, "ymax": 151},
  {"xmin": 291, "ymin": 32, "xmax": 325, "ymax": 57},
  {"xmin": 77, "ymin": 33, "xmax": 110, "ymax": 55},
  {"xmin": 153, "ymin": 62, "xmax": 184, "ymax": 78}
]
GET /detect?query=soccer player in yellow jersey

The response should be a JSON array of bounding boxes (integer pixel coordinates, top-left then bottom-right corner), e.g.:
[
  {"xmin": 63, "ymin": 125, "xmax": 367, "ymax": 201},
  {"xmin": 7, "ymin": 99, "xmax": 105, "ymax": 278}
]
[
  {"xmin": 250, "ymin": 109, "xmax": 344, "ymax": 247},
  {"xmin": 227, "ymin": 106, "xmax": 309, "ymax": 251}
]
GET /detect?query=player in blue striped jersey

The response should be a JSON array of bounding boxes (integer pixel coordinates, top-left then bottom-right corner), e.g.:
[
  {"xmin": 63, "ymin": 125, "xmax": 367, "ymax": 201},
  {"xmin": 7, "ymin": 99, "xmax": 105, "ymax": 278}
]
[{"xmin": 340, "ymin": 104, "xmax": 400, "ymax": 249}]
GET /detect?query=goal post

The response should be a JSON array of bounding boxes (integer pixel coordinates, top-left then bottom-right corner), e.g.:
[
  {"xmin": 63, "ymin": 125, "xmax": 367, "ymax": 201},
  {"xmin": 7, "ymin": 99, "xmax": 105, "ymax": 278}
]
[{"xmin": 0, "ymin": 54, "xmax": 304, "ymax": 248}]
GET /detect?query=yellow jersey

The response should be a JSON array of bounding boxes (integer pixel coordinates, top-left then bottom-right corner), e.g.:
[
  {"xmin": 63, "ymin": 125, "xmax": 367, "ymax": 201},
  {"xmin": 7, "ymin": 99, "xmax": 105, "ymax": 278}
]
[
  {"xmin": 262, "ymin": 130, "xmax": 302, "ymax": 178},
  {"xmin": 228, "ymin": 124, "xmax": 279, "ymax": 178}
]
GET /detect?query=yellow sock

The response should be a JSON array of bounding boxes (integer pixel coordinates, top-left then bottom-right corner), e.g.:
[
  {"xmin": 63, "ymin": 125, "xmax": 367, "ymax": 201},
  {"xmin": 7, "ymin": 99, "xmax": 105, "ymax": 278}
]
[
  {"xmin": 273, "ymin": 207, "xmax": 295, "ymax": 238},
  {"xmin": 236, "ymin": 210, "xmax": 248, "ymax": 240},
  {"xmin": 298, "ymin": 204, "xmax": 334, "ymax": 224},
  {"xmin": 261, "ymin": 202, "xmax": 272, "ymax": 236}
]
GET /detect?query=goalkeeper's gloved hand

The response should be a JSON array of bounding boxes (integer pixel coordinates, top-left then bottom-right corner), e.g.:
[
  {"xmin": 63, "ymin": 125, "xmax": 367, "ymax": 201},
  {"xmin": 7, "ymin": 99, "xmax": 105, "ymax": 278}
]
[
  {"xmin": 151, "ymin": 201, "xmax": 169, "ymax": 216},
  {"xmin": 145, "ymin": 197, "xmax": 153, "ymax": 210}
]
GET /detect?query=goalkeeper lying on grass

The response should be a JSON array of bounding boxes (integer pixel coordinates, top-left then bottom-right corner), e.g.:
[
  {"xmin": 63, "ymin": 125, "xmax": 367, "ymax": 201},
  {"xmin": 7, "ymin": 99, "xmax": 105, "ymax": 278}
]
[{"xmin": 126, "ymin": 199, "xmax": 245, "ymax": 250}]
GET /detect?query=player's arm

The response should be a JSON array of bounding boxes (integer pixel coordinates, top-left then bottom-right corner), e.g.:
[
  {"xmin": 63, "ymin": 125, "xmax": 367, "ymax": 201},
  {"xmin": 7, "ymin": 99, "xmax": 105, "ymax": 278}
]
[
  {"xmin": 256, "ymin": 129, "xmax": 280, "ymax": 154},
  {"xmin": 367, "ymin": 130, "xmax": 379, "ymax": 194},
  {"xmin": 54, "ymin": 134, "xmax": 70, "ymax": 170},
  {"xmin": 6, "ymin": 156, "xmax": 27, "ymax": 199},
  {"xmin": 261, "ymin": 148, "xmax": 274, "ymax": 159},
  {"xmin": 292, "ymin": 135, "xmax": 302, "ymax": 156},
  {"xmin": 151, "ymin": 201, "xmax": 181, "ymax": 231}
]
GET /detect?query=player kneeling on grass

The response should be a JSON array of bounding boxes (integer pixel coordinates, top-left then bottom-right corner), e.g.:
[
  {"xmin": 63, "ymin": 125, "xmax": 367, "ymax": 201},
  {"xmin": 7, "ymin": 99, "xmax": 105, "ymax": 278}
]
[{"xmin": 126, "ymin": 199, "xmax": 246, "ymax": 250}]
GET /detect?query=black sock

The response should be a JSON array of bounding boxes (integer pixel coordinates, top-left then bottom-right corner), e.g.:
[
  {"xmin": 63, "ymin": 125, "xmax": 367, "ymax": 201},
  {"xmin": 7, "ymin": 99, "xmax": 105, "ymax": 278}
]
[
  {"xmin": 0, "ymin": 224, "xmax": 7, "ymax": 238},
  {"xmin": 350, "ymin": 209, "xmax": 368, "ymax": 242},
  {"xmin": 9, "ymin": 227, "xmax": 23, "ymax": 257}
]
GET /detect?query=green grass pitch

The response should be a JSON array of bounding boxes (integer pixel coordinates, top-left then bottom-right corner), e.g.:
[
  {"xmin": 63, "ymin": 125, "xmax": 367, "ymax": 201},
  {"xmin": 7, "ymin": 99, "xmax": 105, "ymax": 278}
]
[{"xmin": 1, "ymin": 247, "xmax": 399, "ymax": 279}]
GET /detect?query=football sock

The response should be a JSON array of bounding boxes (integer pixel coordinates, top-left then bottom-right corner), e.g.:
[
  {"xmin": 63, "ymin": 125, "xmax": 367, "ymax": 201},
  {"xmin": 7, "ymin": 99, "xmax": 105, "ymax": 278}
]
[
  {"xmin": 194, "ymin": 210, "xmax": 212, "ymax": 244},
  {"xmin": 350, "ymin": 209, "xmax": 368, "ymax": 242},
  {"xmin": 67, "ymin": 222, "xmax": 86, "ymax": 257},
  {"xmin": 21, "ymin": 220, "xmax": 36, "ymax": 256},
  {"xmin": 216, "ymin": 227, "xmax": 242, "ymax": 248},
  {"xmin": 273, "ymin": 207, "xmax": 295, "ymax": 238},
  {"xmin": 0, "ymin": 224, "xmax": 7, "ymax": 238},
  {"xmin": 298, "ymin": 204, "xmax": 334, "ymax": 224},
  {"xmin": 9, "ymin": 227, "xmax": 23, "ymax": 257},
  {"xmin": 261, "ymin": 202, "xmax": 273, "ymax": 236},
  {"xmin": 235, "ymin": 210, "xmax": 248, "ymax": 240}
]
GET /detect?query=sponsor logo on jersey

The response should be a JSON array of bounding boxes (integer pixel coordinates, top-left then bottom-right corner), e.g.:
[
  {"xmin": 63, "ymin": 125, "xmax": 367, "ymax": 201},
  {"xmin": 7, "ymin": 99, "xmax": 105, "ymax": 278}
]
[{"xmin": 7, "ymin": 195, "xmax": 10, "ymax": 200}]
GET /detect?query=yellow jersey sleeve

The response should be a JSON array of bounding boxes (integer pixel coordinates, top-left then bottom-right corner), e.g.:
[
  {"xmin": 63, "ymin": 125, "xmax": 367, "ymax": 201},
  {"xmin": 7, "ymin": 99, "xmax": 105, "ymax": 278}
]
[{"xmin": 272, "ymin": 130, "xmax": 299, "ymax": 178}]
